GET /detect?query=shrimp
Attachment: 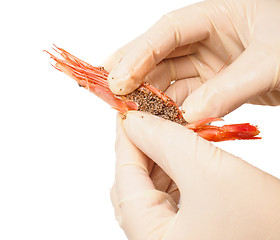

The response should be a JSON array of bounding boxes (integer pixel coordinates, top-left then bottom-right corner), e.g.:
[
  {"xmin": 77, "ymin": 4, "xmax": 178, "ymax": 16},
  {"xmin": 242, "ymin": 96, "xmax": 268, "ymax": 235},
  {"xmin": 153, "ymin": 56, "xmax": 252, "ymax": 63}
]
[{"xmin": 45, "ymin": 45, "xmax": 260, "ymax": 142}]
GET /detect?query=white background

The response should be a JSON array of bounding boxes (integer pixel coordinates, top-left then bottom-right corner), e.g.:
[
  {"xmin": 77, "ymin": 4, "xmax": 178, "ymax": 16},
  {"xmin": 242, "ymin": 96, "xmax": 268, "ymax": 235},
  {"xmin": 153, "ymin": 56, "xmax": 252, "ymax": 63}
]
[{"xmin": 1, "ymin": 0, "xmax": 279, "ymax": 239}]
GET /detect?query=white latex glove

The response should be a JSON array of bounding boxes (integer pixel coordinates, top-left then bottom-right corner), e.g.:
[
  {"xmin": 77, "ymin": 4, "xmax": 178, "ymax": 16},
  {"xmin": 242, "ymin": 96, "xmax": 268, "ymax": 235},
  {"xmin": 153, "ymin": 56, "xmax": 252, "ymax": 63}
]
[
  {"xmin": 104, "ymin": 0, "xmax": 280, "ymax": 122},
  {"xmin": 111, "ymin": 111, "xmax": 280, "ymax": 240}
]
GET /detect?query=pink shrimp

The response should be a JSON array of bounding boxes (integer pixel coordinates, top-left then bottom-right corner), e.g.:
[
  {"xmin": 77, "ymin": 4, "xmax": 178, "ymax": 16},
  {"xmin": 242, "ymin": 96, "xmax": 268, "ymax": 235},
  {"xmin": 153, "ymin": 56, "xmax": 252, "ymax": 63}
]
[{"xmin": 46, "ymin": 45, "xmax": 260, "ymax": 142}]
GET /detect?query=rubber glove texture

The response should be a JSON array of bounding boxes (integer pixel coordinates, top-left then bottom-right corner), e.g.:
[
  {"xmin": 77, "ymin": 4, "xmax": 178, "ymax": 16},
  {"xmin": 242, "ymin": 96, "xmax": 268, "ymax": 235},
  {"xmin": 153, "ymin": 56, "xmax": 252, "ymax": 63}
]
[
  {"xmin": 104, "ymin": 0, "xmax": 280, "ymax": 122},
  {"xmin": 111, "ymin": 111, "xmax": 280, "ymax": 240}
]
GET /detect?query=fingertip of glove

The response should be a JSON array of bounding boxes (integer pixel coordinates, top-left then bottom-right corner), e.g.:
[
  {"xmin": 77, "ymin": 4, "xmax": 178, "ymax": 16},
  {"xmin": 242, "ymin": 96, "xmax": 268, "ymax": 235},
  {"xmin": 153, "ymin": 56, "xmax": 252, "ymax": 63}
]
[
  {"xmin": 181, "ymin": 92, "xmax": 218, "ymax": 123},
  {"xmin": 181, "ymin": 98, "xmax": 201, "ymax": 123},
  {"xmin": 108, "ymin": 70, "xmax": 142, "ymax": 95},
  {"xmin": 122, "ymin": 111, "xmax": 147, "ymax": 126},
  {"xmin": 122, "ymin": 111, "xmax": 165, "ymax": 136}
]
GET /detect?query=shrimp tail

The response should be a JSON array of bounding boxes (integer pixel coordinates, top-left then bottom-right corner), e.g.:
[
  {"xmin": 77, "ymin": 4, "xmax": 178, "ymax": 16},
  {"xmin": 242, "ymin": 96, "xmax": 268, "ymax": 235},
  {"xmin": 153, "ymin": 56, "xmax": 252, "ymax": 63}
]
[{"xmin": 187, "ymin": 118, "xmax": 260, "ymax": 142}]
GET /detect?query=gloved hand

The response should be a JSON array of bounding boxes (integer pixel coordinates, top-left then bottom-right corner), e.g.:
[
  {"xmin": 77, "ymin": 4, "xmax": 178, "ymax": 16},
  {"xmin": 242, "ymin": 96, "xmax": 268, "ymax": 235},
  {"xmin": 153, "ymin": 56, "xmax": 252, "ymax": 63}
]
[
  {"xmin": 104, "ymin": 0, "xmax": 280, "ymax": 122},
  {"xmin": 111, "ymin": 111, "xmax": 280, "ymax": 240}
]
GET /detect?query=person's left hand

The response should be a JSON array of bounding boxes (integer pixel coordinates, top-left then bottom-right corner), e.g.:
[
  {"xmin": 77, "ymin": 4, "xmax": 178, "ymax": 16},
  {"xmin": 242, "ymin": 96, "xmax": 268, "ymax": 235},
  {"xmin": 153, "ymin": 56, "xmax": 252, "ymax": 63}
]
[
  {"xmin": 103, "ymin": 0, "xmax": 280, "ymax": 123},
  {"xmin": 111, "ymin": 111, "xmax": 280, "ymax": 240}
]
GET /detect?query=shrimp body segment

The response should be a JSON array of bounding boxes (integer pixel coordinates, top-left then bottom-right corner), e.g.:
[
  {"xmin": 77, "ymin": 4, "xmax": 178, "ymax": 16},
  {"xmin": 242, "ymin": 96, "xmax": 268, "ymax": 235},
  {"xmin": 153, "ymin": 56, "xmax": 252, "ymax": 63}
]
[{"xmin": 46, "ymin": 46, "xmax": 260, "ymax": 142}]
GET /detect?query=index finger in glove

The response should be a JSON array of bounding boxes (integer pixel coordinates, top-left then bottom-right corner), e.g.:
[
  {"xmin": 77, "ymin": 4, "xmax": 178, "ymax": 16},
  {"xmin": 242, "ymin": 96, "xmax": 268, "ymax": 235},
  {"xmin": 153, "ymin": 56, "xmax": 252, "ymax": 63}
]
[
  {"xmin": 122, "ymin": 111, "xmax": 251, "ymax": 199},
  {"xmin": 108, "ymin": 4, "xmax": 212, "ymax": 95}
]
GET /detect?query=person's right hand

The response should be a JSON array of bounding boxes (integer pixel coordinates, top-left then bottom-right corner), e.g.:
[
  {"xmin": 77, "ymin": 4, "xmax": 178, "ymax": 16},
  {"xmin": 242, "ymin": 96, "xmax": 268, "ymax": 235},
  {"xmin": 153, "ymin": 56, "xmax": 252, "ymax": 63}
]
[
  {"xmin": 111, "ymin": 111, "xmax": 280, "ymax": 240},
  {"xmin": 104, "ymin": 0, "xmax": 280, "ymax": 123}
]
